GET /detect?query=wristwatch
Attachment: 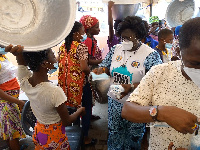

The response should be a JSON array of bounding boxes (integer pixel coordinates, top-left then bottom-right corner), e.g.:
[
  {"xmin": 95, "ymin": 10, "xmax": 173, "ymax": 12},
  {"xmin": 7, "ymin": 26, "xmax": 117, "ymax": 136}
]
[{"xmin": 149, "ymin": 106, "xmax": 159, "ymax": 121}]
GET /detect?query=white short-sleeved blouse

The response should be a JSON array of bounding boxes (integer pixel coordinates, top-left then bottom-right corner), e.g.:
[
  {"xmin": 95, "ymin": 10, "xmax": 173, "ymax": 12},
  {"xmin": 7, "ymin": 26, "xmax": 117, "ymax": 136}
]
[{"xmin": 18, "ymin": 65, "xmax": 67, "ymax": 125}]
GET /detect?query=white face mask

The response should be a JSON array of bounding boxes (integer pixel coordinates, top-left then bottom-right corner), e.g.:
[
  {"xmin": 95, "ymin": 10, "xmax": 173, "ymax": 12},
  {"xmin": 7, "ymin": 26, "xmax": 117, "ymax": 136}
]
[
  {"xmin": 122, "ymin": 40, "xmax": 133, "ymax": 50},
  {"xmin": 183, "ymin": 66, "xmax": 200, "ymax": 88},
  {"xmin": 180, "ymin": 52, "xmax": 200, "ymax": 88}
]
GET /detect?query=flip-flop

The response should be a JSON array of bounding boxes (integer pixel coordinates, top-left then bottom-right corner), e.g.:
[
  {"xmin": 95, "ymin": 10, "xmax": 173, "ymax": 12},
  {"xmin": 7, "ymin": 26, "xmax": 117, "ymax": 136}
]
[{"xmin": 84, "ymin": 138, "xmax": 97, "ymax": 146}]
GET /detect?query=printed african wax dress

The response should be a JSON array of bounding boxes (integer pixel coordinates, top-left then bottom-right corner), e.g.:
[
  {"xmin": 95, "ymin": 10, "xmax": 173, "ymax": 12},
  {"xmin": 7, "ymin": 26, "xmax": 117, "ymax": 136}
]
[
  {"xmin": 58, "ymin": 41, "xmax": 88, "ymax": 108},
  {"xmin": 0, "ymin": 55, "xmax": 26, "ymax": 140},
  {"xmin": 99, "ymin": 43, "xmax": 162, "ymax": 150}
]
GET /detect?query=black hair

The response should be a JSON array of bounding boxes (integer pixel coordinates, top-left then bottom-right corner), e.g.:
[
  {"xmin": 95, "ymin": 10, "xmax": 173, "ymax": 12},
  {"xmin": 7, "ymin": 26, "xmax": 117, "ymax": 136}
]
[
  {"xmin": 179, "ymin": 17, "xmax": 200, "ymax": 51},
  {"xmin": 65, "ymin": 21, "xmax": 83, "ymax": 52},
  {"xmin": 23, "ymin": 49, "xmax": 50, "ymax": 72},
  {"xmin": 158, "ymin": 29, "xmax": 173, "ymax": 41},
  {"xmin": 116, "ymin": 16, "xmax": 148, "ymax": 40},
  {"xmin": 142, "ymin": 20, "xmax": 150, "ymax": 38},
  {"xmin": 114, "ymin": 19, "xmax": 122, "ymax": 30}
]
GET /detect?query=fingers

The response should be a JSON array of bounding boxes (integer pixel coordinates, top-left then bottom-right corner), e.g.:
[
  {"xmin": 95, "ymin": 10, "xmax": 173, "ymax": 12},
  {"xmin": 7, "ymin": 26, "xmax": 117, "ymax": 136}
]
[
  {"xmin": 168, "ymin": 142, "xmax": 174, "ymax": 150},
  {"xmin": 5, "ymin": 44, "xmax": 13, "ymax": 52},
  {"xmin": 5, "ymin": 44, "xmax": 24, "ymax": 55}
]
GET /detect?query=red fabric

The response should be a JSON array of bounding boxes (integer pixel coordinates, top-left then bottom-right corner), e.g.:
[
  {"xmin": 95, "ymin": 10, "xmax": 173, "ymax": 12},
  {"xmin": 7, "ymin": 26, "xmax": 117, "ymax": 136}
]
[
  {"xmin": 0, "ymin": 78, "xmax": 20, "ymax": 91},
  {"xmin": 79, "ymin": 15, "xmax": 98, "ymax": 31},
  {"xmin": 83, "ymin": 37, "xmax": 93, "ymax": 56}
]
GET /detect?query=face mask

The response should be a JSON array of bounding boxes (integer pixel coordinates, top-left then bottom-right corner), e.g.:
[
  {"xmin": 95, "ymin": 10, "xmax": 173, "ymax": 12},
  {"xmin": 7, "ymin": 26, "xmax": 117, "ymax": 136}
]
[
  {"xmin": 0, "ymin": 47, "xmax": 7, "ymax": 55},
  {"xmin": 80, "ymin": 33, "xmax": 87, "ymax": 42},
  {"xmin": 165, "ymin": 43, "xmax": 173, "ymax": 49},
  {"xmin": 90, "ymin": 72, "xmax": 110, "ymax": 81},
  {"xmin": 122, "ymin": 40, "xmax": 134, "ymax": 50},
  {"xmin": 48, "ymin": 62, "xmax": 58, "ymax": 74},
  {"xmin": 155, "ymin": 27, "xmax": 159, "ymax": 32},
  {"xmin": 183, "ymin": 66, "xmax": 200, "ymax": 88}
]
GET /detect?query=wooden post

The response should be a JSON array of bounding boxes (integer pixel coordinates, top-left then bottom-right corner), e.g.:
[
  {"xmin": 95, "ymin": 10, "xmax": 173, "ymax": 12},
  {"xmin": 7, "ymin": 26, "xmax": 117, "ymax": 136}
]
[{"xmin": 150, "ymin": 0, "xmax": 153, "ymax": 17}]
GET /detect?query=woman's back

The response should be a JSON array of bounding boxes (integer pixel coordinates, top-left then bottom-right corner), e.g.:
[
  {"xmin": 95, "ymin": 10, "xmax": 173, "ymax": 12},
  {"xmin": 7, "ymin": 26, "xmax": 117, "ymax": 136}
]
[{"xmin": 18, "ymin": 65, "xmax": 67, "ymax": 125}]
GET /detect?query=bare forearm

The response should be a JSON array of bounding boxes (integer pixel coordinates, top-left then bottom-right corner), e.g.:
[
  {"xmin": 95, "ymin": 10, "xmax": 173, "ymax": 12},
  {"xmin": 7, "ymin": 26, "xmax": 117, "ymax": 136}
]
[
  {"xmin": 16, "ymin": 54, "xmax": 26, "ymax": 66},
  {"xmin": 121, "ymin": 102, "xmax": 166, "ymax": 123},
  {"xmin": 68, "ymin": 108, "xmax": 83, "ymax": 124},
  {"xmin": 121, "ymin": 102, "xmax": 153, "ymax": 123},
  {"xmin": 0, "ymin": 89, "xmax": 21, "ymax": 105},
  {"xmin": 88, "ymin": 59, "xmax": 102, "ymax": 65}
]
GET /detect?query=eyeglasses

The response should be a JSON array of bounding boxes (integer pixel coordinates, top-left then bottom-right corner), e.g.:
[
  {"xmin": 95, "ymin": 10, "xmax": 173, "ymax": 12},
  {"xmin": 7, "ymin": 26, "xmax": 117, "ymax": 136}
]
[{"xmin": 120, "ymin": 36, "xmax": 138, "ymax": 42}]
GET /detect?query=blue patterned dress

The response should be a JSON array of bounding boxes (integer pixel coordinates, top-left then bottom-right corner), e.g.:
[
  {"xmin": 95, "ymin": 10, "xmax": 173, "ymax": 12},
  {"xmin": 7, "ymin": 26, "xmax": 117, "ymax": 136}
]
[{"xmin": 99, "ymin": 43, "xmax": 162, "ymax": 150}]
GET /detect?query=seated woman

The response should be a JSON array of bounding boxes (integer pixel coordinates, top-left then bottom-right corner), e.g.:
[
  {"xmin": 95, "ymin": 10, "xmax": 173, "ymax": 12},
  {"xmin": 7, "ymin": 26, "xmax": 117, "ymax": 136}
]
[{"xmin": 121, "ymin": 17, "xmax": 200, "ymax": 149}]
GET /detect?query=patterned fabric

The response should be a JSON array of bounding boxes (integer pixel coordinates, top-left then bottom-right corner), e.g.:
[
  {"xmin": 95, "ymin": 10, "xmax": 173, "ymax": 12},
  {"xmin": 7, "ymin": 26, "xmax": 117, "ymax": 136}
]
[
  {"xmin": 144, "ymin": 50, "xmax": 163, "ymax": 72},
  {"xmin": 154, "ymin": 46, "xmax": 172, "ymax": 63},
  {"xmin": 149, "ymin": 16, "xmax": 159, "ymax": 24},
  {"xmin": 108, "ymin": 97, "xmax": 145, "ymax": 150},
  {"xmin": 99, "ymin": 44, "xmax": 162, "ymax": 149},
  {"xmin": 127, "ymin": 60, "xmax": 200, "ymax": 149},
  {"xmin": 83, "ymin": 37, "xmax": 102, "ymax": 60},
  {"xmin": 107, "ymin": 35, "xmax": 121, "ymax": 51},
  {"xmin": 79, "ymin": 15, "xmax": 99, "ymax": 31},
  {"xmin": 33, "ymin": 121, "xmax": 70, "ymax": 150},
  {"xmin": 58, "ymin": 41, "xmax": 88, "ymax": 108},
  {"xmin": 0, "ymin": 90, "xmax": 26, "ymax": 140},
  {"xmin": 99, "ymin": 45, "xmax": 116, "ymax": 69}
]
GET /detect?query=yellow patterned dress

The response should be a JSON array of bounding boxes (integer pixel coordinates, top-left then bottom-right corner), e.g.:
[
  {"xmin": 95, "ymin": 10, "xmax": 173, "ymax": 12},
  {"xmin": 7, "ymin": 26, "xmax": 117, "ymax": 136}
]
[
  {"xmin": 0, "ymin": 55, "xmax": 26, "ymax": 140},
  {"xmin": 58, "ymin": 41, "xmax": 88, "ymax": 108}
]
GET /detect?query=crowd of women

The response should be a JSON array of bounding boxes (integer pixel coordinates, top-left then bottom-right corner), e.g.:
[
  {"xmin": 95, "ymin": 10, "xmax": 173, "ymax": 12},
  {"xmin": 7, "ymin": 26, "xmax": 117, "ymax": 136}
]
[{"xmin": 0, "ymin": 3, "xmax": 199, "ymax": 150}]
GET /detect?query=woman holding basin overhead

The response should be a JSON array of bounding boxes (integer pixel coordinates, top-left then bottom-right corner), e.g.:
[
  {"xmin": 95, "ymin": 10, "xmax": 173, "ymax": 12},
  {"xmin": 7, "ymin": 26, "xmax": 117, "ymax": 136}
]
[{"xmin": 92, "ymin": 16, "xmax": 162, "ymax": 150}]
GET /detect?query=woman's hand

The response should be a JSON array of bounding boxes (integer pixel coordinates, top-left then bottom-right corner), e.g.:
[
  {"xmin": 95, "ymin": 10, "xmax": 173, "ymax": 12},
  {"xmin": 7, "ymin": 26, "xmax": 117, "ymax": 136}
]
[
  {"xmin": 159, "ymin": 106, "xmax": 199, "ymax": 134},
  {"xmin": 78, "ymin": 107, "xmax": 86, "ymax": 116},
  {"xmin": 120, "ymin": 84, "xmax": 132, "ymax": 99},
  {"xmin": 168, "ymin": 142, "xmax": 188, "ymax": 150},
  {"xmin": 5, "ymin": 44, "xmax": 26, "ymax": 65},
  {"xmin": 5, "ymin": 44, "xmax": 24, "ymax": 56},
  {"xmin": 18, "ymin": 100, "xmax": 26, "ymax": 112},
  {"xmin": 92, "ymin": 67, "xmax": 105, "ymax": 75}
]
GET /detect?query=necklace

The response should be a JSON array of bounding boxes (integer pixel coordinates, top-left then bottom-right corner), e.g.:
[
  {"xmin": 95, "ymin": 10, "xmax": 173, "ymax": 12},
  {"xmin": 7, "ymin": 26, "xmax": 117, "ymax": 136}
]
[{"xmin": 121, "ymin": 43, "xmax": 142, "ymax": 67}]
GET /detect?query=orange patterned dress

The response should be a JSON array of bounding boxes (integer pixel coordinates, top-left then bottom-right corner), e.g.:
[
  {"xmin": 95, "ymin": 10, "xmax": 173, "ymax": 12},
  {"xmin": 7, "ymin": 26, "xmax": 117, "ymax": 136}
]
[{"xmin": 58, "ymin": 41, "xmax": 88, "ymax": 108}]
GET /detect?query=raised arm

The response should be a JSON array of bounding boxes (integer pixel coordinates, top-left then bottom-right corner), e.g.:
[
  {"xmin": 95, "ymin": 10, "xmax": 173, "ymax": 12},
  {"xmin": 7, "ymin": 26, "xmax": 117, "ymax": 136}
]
[{"xmin": 5, "ymin": 44, "xmax": 26, "ymax": 66}]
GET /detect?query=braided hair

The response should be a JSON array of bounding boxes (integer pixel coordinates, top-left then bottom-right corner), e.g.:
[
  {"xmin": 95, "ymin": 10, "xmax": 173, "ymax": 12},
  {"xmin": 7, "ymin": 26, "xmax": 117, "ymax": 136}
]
[
  {"xmin": 65, "ymin": 21, "xmax": 83, "ymax": 52},
  {"xmin": 23, "ymin": 49, "xmax": 50, "ymax": 72},
  {"xmin": 117, "ymin": 16, "xmax": 148, "ymax": 40}
]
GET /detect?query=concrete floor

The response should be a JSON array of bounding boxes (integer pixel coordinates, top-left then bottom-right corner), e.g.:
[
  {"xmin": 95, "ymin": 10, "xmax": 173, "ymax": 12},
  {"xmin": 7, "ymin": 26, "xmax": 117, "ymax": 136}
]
[{"xmin": 0, "ymin": 102, "xmax": 108, "ymax": 150}]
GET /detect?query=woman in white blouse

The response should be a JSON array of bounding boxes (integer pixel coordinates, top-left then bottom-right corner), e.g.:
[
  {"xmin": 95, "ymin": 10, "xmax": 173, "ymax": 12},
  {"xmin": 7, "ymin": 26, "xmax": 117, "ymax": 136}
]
[{"xmin": 121, "ymin": 17, "xmax": 200, "ymax": 149}]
